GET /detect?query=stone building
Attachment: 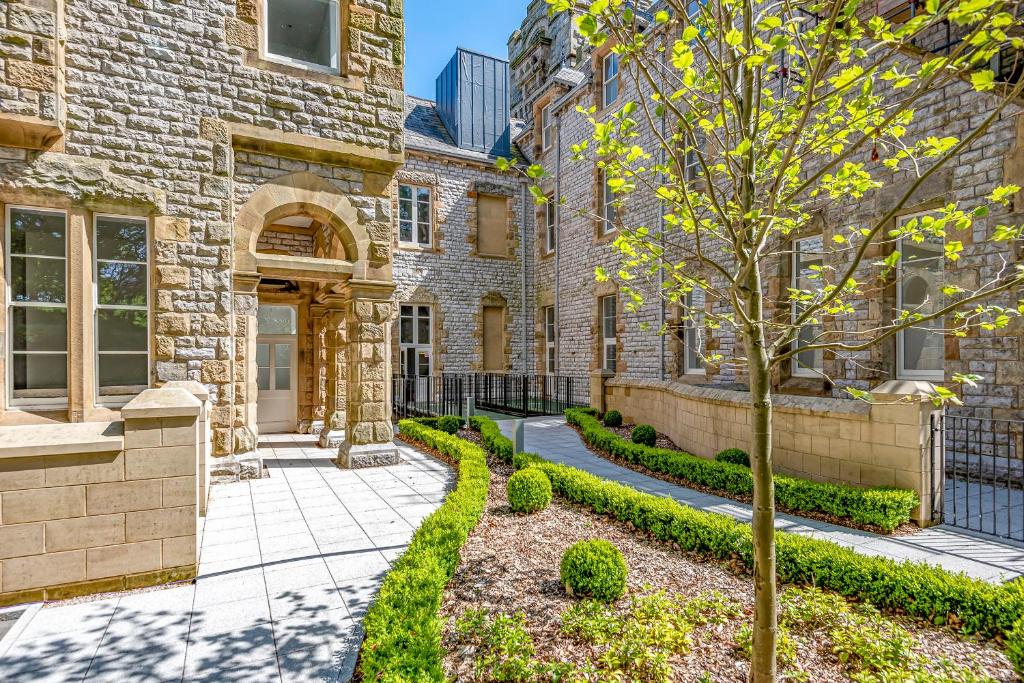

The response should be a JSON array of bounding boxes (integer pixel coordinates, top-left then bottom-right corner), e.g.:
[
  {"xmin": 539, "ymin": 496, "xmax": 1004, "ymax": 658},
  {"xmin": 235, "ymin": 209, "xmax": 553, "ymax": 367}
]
[
  {"xmin": 0, "ymin": 0, "xmax": 530, "ymax": 478},
  {"xmin": 512, "ymin": 2, "xmax": 1024, "ymax": 423}
]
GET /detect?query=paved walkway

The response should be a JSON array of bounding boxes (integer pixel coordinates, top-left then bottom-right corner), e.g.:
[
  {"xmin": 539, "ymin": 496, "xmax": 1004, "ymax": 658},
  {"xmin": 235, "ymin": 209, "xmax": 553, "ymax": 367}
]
[
  {"xmin": 0, "ymin": 435, "xmax": 454, "ymax": 683},
  {"xmin": 501, "ymin": 417, "xmax": 1024, "ymax": 582}
]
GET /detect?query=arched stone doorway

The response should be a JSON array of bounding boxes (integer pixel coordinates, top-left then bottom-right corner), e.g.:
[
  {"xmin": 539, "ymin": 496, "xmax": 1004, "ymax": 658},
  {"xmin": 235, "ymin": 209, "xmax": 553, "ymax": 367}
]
[{"xmin": 230, "ymin": 172, "xmax": 399, "ymax": 468}]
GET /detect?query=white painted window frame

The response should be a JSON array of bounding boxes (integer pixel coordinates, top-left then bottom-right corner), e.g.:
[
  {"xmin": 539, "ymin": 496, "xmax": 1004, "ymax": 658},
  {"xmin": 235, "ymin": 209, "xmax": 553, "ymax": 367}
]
[
  {"xmin": 600, "ymin": 169, "xmax": 617, "ymax": 235},
  {"xmin": 683, "ymin": 288, "xmax": 706, "ymax": 375},
  {"xmin": 397, "ymin": 183, "xmax": 432, "ymax": 248},
  {"xmin": 896, "ymin": 212, "xmax": 945, "ymax": 381},
  {"xmin": 541, "ymin": 103, "xmax": 555, "ymax": 151},
  {"xmin": 262, "ymin": 0, "xmax": 341, "ymax": 75},
  {"xmin": 5, "ymin": 205, "xmax": 69, "ymax": 408},
  {"xmin": 545, "ymin": 195, "xmax": 556, "ymax": 254},
  {"xmin": 602, "ymin": 52, "xmax": 619, "ymax": 109},
  {"xmin": 93, "ymin": 214, "xmax": 151, "ymax": 406},
  {"xmin": 601, "ymin": 295, "xmax": 617, "ymax": 373},
  {"xmin": 399, "ymin": 304, "xmax": 433, "ymax": 377},
  {"xmin": 544, "ymin": 305, "xmax": 556, "ymax": 375},
  {"xmin": 791, "ymin": 235, "xmax": 824, "ymax": 378}
]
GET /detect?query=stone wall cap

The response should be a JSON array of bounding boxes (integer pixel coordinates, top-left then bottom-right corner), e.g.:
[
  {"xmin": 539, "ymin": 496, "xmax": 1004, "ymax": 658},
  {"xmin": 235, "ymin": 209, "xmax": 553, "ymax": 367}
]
[
  {"xmin": 607, "ymin": 378, "xmax": 871, "ymax": 417},
  {"xmin": 161, "ymin": 381, "xmax": 211, "ymax": 402},
  {"xmin": 870, "ymin": 379, "xmax": 938, "ymax": 399},
  {"xmin": 0, "ymin": 421, "xmax": 124, "ymax": 460},
  {"xmin": 122, "ymin": 387, "xmax": 202, "ymax": 419}
]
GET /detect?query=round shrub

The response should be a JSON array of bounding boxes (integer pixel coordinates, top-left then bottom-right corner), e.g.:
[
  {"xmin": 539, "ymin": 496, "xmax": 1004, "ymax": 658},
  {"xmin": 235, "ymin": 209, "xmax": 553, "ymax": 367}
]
[
  {"xmin": 602, "ymin": 410, "xmax": 623, "ymax": 428},
  {"xmin": 560, "ymin": 539, "xmax": 627, "ymax": 602},
  {"xmin": 715, "ymin": 447, "xmax": 750, "ymax": 468},
  {"xmin": 631, "ymin": 424, "xmax": 657, "ymax": 447},
  {"xmin": 436, "ymin": 415, "xmax": 462, "ymax": 435},
  {"xmin": 1008, "ymin": 617, "xmax": 1024, "ymax": 677},
  {"xmin": 507, "ymin": 468, "xmax": 552, "ymax": 514}
]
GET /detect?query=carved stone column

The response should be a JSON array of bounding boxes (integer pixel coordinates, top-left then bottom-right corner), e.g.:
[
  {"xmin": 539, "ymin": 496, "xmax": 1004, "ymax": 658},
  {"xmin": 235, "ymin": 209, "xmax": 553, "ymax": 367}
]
[
  {"xmin": 318, "ymin": 298, "xmax": 348, "ymax": 449},
  {"xmin": 338, "ymin": 280, "xmax": 400, "ymax": 468},
  {"xmin": 304, "ymin": 304, "xmax": 327, "ymax": 435}
]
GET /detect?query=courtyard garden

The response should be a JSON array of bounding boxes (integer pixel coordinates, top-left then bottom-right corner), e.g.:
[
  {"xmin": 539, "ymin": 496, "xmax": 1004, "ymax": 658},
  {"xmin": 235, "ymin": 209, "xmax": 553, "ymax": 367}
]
[{"xmin": 355, "ymin": 414, "xmax": 1024, "ymax": 682}]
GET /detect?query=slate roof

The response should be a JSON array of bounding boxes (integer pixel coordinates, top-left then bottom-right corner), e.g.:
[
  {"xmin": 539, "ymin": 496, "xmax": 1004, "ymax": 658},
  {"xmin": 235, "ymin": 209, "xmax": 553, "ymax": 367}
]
[{"xmin": 403, "ymin": 95, "xmax": 528, "ymax": 164}]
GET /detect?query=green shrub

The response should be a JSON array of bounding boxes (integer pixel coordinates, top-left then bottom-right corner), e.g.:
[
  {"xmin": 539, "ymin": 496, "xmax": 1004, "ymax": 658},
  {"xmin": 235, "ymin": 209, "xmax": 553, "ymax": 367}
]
[
  {"xmin": 602, "ymin": 410, "xmax": 623, "ymax": 428},
  {"xmin": 631, "ymin": 424, "xmax": 657, "ymax": 447},
  {"xmin": 436, "ymin": 415, "xmax": 463, "ymax": 434},
  {"xmin": 565, "ymin": 408, "xmax": 918, "ymax": 533},
  {"xmin": 507, "ymin": 468, "xmax": 552, "ymax": 513},
  {"xmin": 358, "ymin": 419, "xmax": 490, "ymax": 682},
  {"xmin": 715, "ymin": 447, "xmax": 750, "ymax": 468},
  {"xmin": 560, "ymin": 539, "xmax": 628, "ymax": 603},
  {"xmin": 1007, "ymin": 617, "xmax": 1024, "ymax": 677}
]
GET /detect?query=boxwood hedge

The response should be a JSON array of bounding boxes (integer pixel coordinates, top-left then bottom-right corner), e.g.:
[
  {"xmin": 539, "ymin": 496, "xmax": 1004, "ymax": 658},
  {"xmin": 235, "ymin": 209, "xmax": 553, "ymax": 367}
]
[
  {"xmin": 565, "ymin": 407, "xmax": 918, "ymax": 533},
  {"xmin": 358, "ymin": 419, "xmax": 490, "ymax": 682},
  {"xmin": 467, "ymin": 414, "xmax": 1024, "ymax": 641}
]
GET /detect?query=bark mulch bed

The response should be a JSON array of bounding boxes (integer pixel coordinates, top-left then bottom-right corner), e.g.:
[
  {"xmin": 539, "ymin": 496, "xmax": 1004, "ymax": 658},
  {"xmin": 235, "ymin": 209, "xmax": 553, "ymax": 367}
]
[
  {"xmin": 439, "ymin": 458, "xmax": 1012, "ymax": 682},
  {"xmin": 578, "ymin": 422, "xmax": 921, "ymax": 536}
]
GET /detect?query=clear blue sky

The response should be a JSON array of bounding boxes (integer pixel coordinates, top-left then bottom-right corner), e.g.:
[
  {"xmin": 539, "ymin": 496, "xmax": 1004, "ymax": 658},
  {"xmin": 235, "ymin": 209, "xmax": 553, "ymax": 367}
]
[{"xmin": 404, "ymin": 0, "xmax": 529, "ymax": 100}]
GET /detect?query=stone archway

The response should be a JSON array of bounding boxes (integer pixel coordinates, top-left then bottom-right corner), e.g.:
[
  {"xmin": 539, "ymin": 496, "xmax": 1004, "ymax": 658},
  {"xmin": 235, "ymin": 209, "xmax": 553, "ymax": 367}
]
[{"xmin": 227, "ymin": 172, "xmax": 398, "ymax": 469}]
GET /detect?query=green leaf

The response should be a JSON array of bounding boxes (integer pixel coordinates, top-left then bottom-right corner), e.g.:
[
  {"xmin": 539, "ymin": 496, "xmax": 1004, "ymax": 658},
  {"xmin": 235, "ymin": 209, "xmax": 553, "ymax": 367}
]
[
  {"xmin": 971, "ymin": 69, "xmax": 995, "ymax": 91},
  {"xmin": 725, "ymin": 28, "xmax": 742, "ymax": 47}
]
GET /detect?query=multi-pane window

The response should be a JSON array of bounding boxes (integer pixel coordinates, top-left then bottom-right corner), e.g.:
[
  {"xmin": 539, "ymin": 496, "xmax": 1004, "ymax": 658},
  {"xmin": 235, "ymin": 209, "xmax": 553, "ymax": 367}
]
[
  {"xmin": 545, "ymin": 196, "xmax": 556, "ymax": 253},
  {"xmin": 398, "ymin": 184, "xmax": 432, "ymax": 247},
  {"xmin": 256, "ymin": 305, "xmax": 297, "ymax": 393},
  {"xmin": 602, "ymin": 53, "xmax": 619, "ymax": 108},
  {"xmin": 897, "ymin": 215, "xmax": 944, "ymax": 380},
  {"xmin": 264, "ymin": 0, "xmax": 340, "ymax": 72},
  {"xmin": 7, "ymin": 207, "xmax": 67, "ymax": 404},
  {"xmin": 601, "ymin": 295, "xmax": 617, "ymax": 373},
  {"xmin": 400, "ymin": 304, "xmax": 432, "ymax": 377},
  {"xmin": 684, "ymin": 131, "xmax": 703, "ymax": 182},
  {"xmin": 684, "ymin": 288, "xmax": 706, "ymax": 374},
  {"xmin": 95, "ymin": 216, "xmax": 149, "ymax": 399},
  {"xmin": 541, "ymin": 103, "xmax": 555, "ymax": 151},
  {"xmin": 599, "ymin": 169, "xmax": 617, "ymax": 234},
  {"xmin": 544, "ymin": 305, "xmax": 556, "ymax": 374},
  {"xmin": 791, "ymin": 235, "xmax": 824, "ymax": 377}
]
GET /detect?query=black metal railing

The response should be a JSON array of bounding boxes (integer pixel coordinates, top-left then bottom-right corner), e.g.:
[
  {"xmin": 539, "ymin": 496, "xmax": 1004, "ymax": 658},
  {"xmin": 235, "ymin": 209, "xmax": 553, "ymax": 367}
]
[
  {"xmin": 391, "ymin": 372, "xmax": 589, "ymax": 420},
  {"xmin": 938, "ymin": 412, "xmax": 1024, "ymax": 541}
]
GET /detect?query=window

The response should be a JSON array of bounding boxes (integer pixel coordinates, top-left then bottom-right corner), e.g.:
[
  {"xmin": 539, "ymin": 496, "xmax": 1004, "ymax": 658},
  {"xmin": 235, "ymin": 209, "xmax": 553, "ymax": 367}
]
[
  {"xmin": 602, "ymin": 53, "xmax": 619, "ymax": 108},
  {"xmin": 6, "ymin": 207, "xmax": 67, "ymax": 405},
  {"xmin": 545, "ymin": 196, "xmax": 556, "ymax": 253},
  {"xmin": 255, "ymin": 306, "xmax": 296, "ymax": 394},
  {"xmin": 541, "ymin": 103, "xmax": 555, "ymax": 151},
  {"xmin": 599, "ymin": 169, "xmax": 617, "ymax": 234},
  {"xmin": 476, "ymin": 194, "xmax": 508, "ymax": 256},
  {"xmin": 683, "ymin": 288, "xmax": 705, "ymax": 374},
  {"xmin": 482, "ymin": 305, "xmax": 504, "ymax": 372},
  {"xmin": 544, "ymin": 305, "xmax": 556, "ymax": 374},
  {"xmin": 684, "ymin": 131, "xmax": 703, "ymax": 182},
  {"xmin": 400, "ymin": 304, "xmax": 432, "ymax": 377},
  {"xmin": 791, "ymin": 235, "xmax": 824, "ymax": 378},
  {"xmin": 601, "ymin": 295, "xmax": 617, "ymax": 372},
  {"xmin": 264, "ymin": 0, "xmax": 340, "ymax": 73},
  {"xmin": 897, "ymin": 216, "xmax": 944, "ymax": 380},
  {"xmin": 94, "ymin": 215, "xmax": 150, "ymax": 400},
  {"xmin": 398, "ymin": 184, "xmax": 432, "ymax": 247}
]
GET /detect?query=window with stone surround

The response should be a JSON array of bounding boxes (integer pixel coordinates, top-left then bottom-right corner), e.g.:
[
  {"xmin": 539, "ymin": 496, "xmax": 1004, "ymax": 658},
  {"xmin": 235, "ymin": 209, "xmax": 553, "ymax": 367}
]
[
  {"xmin": 684, "ymin": 130, "xmax": 704, "ymax": 182},
  {"xmin": 601, "ymin": 295, "xmax": 617, "ymax": 372},
  {"xmin": 263, "ymin": 0, "xmax": 340, "ymax": 73},
  {"xmin": 476, "ymin": 194, "xmax": 509, "ymax": 257},
  {"xmin": 94, "ymin": 215, "xmax": 150, "ymax": 401},
  {"xmin": 544, "ymin": 305, "xmax": 556, "ymax": 374},
  {"xmin": 544, "ymin": 195, "xmax": 556, "ymax": 254},
  {"xmin": 791, "ymin": 235, "xmax": 824, "ymax": 378},
  {"xmin": 599, "ymin": 168, "xmax": 618, "ymax": 235},
  {"xmin": 896, "ymin": 213, "xmax": 945, "ymax": 381},
  {"xmin": 602, "ymin": 53, "xmax": 619, "ymax": 109},
  {"xmin": 541, "ymin": 103, "xmax": 555, "ymax": 151},
  {"xmin": 6, "ymin": 206, "xmax": 68, "ymax": 405},
  {"xmin": 398, "ymin": 184, "xmax": 432, "ymax": 248},
  {"xmin": 683, "ymin": 288, "xmax": 706, "ymax": 374},
  {"xmin": 399, "ymin": 304, "xmax": 432, "ymax": 377},
  {"xmin": 482, "ymin": 304, "xmax": 505, "ymax": 372}
]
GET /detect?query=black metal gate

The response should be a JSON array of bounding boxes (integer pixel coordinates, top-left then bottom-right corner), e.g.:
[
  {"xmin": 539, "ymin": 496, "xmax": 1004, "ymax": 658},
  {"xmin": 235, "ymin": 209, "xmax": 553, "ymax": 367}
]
[
  {"xmin": 934, "ymin": 412, "xmax": 1024, "ymax": 541},
  {"xmin": 391, "ymin": 373, "xmax": 588, "ymax": 421}
]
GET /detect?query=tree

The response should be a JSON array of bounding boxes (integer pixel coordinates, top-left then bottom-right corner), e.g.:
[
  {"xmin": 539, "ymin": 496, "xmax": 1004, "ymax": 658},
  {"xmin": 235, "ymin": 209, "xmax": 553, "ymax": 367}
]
[{"xmin": 503, "ymin": 0, "xmax": 1024, "ymax": 680}]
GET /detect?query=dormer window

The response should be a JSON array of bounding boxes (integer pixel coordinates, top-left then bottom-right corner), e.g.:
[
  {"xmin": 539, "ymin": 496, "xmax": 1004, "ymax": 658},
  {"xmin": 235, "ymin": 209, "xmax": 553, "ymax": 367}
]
[
  {"xmin": 264, "ymin": 0, "xmax": 340, "ymax": 73},
  {"xmin": 602, "ymin": 53, "xmax": 619, "ymax": 108}
]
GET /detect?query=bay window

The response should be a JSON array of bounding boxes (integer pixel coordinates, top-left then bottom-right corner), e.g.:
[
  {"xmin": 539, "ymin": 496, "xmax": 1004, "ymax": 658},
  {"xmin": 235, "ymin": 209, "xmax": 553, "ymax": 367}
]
[
  {"xmin": 897, "ymin": 216, "xmax": 945, "ymax": 380},
  {"xmin": 7, "ymin": 206, "xmax": 67, "ymax": 404},
  {"xmin": 792, "ymin": 235, "xmax": 824, "ymax": 377},
  {"xmin": 264, "ymin": 0, "xmax": 340, "ymax": 73},
  {"xmin": 95, "ymin": 215, "xmax": 150, "ymax": 400}
]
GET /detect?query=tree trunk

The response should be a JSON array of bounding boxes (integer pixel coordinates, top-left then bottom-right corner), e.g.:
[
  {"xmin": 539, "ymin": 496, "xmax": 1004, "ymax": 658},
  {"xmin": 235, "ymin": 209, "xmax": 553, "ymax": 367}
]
[{"xmin": 744, "ymin": 310, "xmax": 777, "ymax": 682}]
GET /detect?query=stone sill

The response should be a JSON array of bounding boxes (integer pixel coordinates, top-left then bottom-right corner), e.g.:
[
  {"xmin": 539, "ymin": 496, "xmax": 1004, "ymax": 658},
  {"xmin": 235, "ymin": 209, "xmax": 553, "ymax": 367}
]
[
  {"xmin": 0, "ymin": 113, "xmax": 63, "ymax": 151},
  {"xmin": 0, "ymin": 421, "xmax": 124, "ymax": 460}
]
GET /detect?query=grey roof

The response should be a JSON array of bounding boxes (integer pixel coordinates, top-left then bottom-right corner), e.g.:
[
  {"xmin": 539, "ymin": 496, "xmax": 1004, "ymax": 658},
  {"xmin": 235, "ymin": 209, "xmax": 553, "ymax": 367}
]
[
  {"xmin": 403, "ymin": 95, "xmax": 528, "ymax": 164},
  {"xmin": 551, "ymin": 66, "xmax": 586, "ymax": 87}
]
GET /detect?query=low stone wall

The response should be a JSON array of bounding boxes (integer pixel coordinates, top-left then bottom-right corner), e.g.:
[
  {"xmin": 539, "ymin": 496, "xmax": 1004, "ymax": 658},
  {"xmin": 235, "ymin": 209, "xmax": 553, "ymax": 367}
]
[
  {"xmin": 601, "ymin": 378, "xmax": 941, "ymax": 525},
  {"xmin": 0, "ymin": 387, "xmax": 203, "ymax": 606}
]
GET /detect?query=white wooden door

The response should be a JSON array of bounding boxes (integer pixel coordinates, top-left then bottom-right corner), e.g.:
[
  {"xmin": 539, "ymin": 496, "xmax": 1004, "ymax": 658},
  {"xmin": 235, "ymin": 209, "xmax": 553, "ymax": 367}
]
[{"xmin": 256, "ymin": 337, "xmax": 296, "ymax": 433}]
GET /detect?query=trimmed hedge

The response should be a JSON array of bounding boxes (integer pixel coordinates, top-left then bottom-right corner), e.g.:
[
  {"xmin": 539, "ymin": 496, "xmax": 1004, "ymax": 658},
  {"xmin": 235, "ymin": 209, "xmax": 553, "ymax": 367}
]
[
  {"xmin": 603, "ymin": 410, "xmax": 623, "ymax": 428},
  {"xmin": 560, "ymin": 539, "xmax": 628, "ymax": 602},
  {"xmin": 358, "ymin": 419, "xmax": 490, "ymax": 682},
  {"xmin": 408, "ymin": 415, "xmax": 462, "ymax": 434},
  {"xmin": 508, "ymin": 468, "xmax": 552, "ymax": 513},
  {"xmin": 467, "ymin": 415, "xmax": 1024, "ymax": 641},
  {"xmin": 716, "ymin": 447, "xmax": 750, "ymax": 468},
  {"xmin": 565, "ymin": 408, "xmax": 918, "ymax": 533}
]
